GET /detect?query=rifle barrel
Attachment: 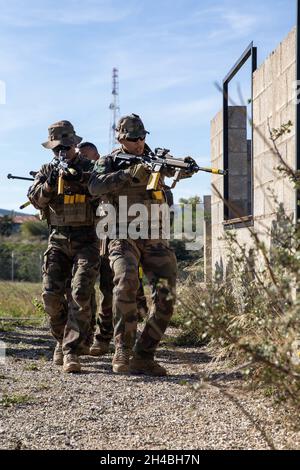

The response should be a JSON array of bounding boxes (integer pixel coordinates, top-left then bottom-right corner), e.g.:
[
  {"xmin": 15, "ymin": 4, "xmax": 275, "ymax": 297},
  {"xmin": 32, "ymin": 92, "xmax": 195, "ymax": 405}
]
[
  {"xmin": 7, "ymin": 174, "xmax": 34, "ymax": 181},
  {"xmin": 197, "ymin": 166, "xmax": 227, "ymax": 175}
]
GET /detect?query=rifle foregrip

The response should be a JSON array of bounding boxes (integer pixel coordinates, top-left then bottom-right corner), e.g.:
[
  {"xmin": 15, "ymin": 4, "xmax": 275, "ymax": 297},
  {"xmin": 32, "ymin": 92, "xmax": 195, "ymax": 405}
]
[
  {"xmin": 58, "ymin": 176, "xmax": 64, "ymax": 195},
  {"xmin": 20, "ymin": 201, "xmax": 31, "ymax": 210}
]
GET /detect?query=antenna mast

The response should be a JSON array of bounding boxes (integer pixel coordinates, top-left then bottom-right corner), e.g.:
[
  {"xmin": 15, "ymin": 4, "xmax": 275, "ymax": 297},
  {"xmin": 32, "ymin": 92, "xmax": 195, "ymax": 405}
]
[{"xmin": 109, "ymin": 67, "xmax": 120, "ymax": 152}]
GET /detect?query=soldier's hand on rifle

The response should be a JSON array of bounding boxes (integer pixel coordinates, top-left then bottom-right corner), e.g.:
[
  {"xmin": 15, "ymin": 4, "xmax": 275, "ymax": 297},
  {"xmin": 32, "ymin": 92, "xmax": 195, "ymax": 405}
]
[
  {"xmin": 47, "ymin": 167, "xmax": 59, "ymax": 187},
  {"xmin": 184, "ymin": 156, "xmax": 197, "ymax": 168},
  {"xmin": 179, "ymin": 156, "xmax": 198, "ymax": 179},
  {"xmin": 62, "ymin": 166, "xmax": 83, "ymax": 182},
  {"xmin": 126, "ymin": 163, "xmax": 151, "ymax": 184}
]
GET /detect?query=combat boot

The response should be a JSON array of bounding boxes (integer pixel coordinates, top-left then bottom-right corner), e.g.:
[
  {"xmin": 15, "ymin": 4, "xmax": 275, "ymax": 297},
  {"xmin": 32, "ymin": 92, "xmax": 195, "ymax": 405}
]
[
  {"xmin": 129, "ymin": 356, "xmax": 167, "ymax": 376},
  {"xmin": 112, "ymin": 347, "xmax": 130, "ymax": 373},
  {"xmin": 63, "ymin": 353, "xmax": 81, "ymax": 373},
  {"xmin": 53, "ymin": 342, "xmax": 63, "ymax": 366},
  {"xmin": 77, "ymin": 344, "xmax": 91, "ymax": 356},
  {"xmin": 90, "ymin": 339, "xmax": 110, "ymax": 357}
]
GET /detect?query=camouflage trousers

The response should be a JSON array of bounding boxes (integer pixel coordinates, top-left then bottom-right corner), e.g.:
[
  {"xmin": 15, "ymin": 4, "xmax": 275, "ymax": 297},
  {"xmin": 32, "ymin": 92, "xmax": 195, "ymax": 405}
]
[
  {"xmin": 66, "ymin": 281, "xmax": 97, "ymax": 346},
  {"xmin": 94, "ymin": 255, "xmax": 148, "ymax": 344},
  {"xmin": 108, "ymin": 238, "xmax": 177, "ymax": 359},
  {"xmin": 42, "ymin": 227, "xmax": 100, "ymax": 354}
]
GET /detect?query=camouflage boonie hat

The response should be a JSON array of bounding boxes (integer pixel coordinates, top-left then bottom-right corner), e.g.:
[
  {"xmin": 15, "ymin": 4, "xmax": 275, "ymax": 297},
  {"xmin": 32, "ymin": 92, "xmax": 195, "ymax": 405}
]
[
  {"xmin": 42, "ymin": 120, "xmax": 82, "ymax": 149},
  {"xmin": 116, "ymin": 113, "xmax": 149, "ymax": 140}
]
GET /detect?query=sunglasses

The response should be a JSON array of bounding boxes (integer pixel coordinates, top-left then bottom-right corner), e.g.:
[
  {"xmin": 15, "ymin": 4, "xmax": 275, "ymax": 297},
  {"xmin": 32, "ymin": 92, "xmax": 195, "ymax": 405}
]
[
  {"xmin": 53, "ymin": 145, "xmax": 72, "ymax": 153},
  {"xmin": 125, "ymin": 136, "xmax": 146, "ymax": 143}
]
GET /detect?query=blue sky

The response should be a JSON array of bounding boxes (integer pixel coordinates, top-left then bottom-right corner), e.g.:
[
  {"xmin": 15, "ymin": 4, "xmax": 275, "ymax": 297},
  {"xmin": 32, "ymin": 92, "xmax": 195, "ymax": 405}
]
[{"xmin": 0, "ymin": 0, "xmax": 296, "ymax": 212}]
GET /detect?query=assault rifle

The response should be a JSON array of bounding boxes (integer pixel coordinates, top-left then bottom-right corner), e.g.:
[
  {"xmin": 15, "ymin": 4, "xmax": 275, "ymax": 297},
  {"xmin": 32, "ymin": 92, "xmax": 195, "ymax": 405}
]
[
  {"xmin": 54, "ymin": 150, "xmax": 68, "ymax": 195},
  {"xmin": 7, "ymin": 150, "xmax": 69, "ymax": 209},
  {"xmin": 113, "ymin": 148, "xmax": 227, "ymax": 190}
]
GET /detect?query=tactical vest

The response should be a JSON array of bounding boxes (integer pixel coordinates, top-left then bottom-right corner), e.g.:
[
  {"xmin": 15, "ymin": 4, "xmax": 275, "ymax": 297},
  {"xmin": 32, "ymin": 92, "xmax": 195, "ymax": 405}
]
[
  {"xmin": 106, "ymin": 151, "xmax": 169, "ymax": 237},
  {"xmin": 48, "ymin": 179, "xmax": 96, "ymax": 227}
]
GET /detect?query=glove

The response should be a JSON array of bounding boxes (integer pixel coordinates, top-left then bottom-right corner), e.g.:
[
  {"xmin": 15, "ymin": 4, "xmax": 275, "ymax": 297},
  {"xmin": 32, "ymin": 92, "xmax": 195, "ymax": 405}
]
[
  {"xmin": 184, "ymin": 156, "xmax": 197, "ymax": 167},
  {"xmin": 62, "ymin": 166, "xmax": 82, "ymax": 182},
  {"xmin": 181, "ymin": 156, "xmax": 198, "ymax": 178},
  {"xmin": 126, "ymin": 164, "xmax": 151, "ymax": 184},
  {"xmin": 47, "ymin": 167, "xmax": 59, "ymax": 187}
]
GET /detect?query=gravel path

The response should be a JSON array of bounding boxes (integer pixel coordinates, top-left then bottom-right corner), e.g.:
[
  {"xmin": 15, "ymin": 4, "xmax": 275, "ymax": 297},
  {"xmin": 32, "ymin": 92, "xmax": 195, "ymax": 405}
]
[{"xmin": 0, "ymin": 326, "xmax": 299, "ymax": 450}]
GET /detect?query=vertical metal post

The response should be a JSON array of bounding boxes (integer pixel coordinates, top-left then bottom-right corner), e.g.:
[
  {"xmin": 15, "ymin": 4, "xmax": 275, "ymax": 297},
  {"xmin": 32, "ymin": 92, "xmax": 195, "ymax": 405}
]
[
  {"xmin": 223, "ymin": 81, "xmax": 229, "ymax": 220},
  {"xmin": 296, "ymin": 0, "xmax": 300, "ymax": 222},
  {"xmin": 251, "ymin": 45, "xmax": 257, "ymax": 224},
  {"xmin": 11, "ymin": 251, "xmax": 14, "ymax": 282}
]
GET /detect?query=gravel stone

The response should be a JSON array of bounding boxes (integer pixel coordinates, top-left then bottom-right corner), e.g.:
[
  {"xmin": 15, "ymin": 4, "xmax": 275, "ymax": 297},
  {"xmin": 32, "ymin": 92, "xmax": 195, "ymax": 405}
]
[{"xmin": 0, "ymin": 326, "xmax": 299, "ymax": 450}]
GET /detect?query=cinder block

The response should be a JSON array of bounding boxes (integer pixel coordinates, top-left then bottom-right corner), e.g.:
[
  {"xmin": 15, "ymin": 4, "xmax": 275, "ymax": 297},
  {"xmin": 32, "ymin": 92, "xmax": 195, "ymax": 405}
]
[
  {"xmin": 283, "ymin": 177, "xmax": 296, "ymax": 212},
  {"xmin": 281, "ymin": 27, "xmax": 296, "ymax": 74},
  {"xmin": 228, "ymin": 128, "xmax": 247, "ymax": 153},
  {"xmin": 228, "ymin": 152, "xmax": 249, "ymax": 176},
  {"xmin": 229, "ymin": 176, "xmax": 248, "ymax": 198},
  {"xmin": 253, "ymin": 185, "xmax": 265, "ymax": 217},
  {"xmin": 253, "ymin": 122, "xmax": 267, "ymax": 157},
  {"xmin": 286, "ymin": 138, "xmax": 296, "ymax": 170},
  {"xmin": 264, "ymin": 54, "xmax": 274, "ymax": 88},
  {"xmin": 254, "ymin": 152, "xmax": 273, "ymax": 184},
  {"xmin": 211, "ymin": 202, "xmax": 222, "ymax": 226},
  {"xmin": 280, "ymin": 102, "xmax": 295, "ymax": 134},
  {"xmin": 286, "ymin": 63, "xmax": 296, "ymax": 103},
  {"xmin": 274, "ymin": 73, "xmax": 288, "ymax": 112},
  {"xmin": 253, "ymin": 64, "xmax": 265, "ymax": 100},
  {"xmin": 252, "ymin": 96, "xmax": 260, "ymax": 126},
  {"xmin": 228, "ymin": 106, "xmax": 247, "ymax": 129},
  {"xmin": 260, "ymin": 86, "xmax": 273, "ymax": 123},
  {"xmin": 211, "ymin": 110, "xmax": 223, "ymax": 138},
  {"xmin": 210, "ymin": 138, "xmax": 217, "ymax": 162},
  {"xmin": 211, "ymin": 181, "xmax": 223, "ymax": 204},
  {"xmin": 211, "ymin": 175, "xmax": 224, "ymax": 195}
]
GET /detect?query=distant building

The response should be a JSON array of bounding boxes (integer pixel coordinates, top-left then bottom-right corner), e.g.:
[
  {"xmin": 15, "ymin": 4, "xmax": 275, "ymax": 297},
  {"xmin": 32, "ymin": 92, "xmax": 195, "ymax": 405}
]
[{"xmin": 0, "ymin": 209, "xmax": 37, "ymax": 234}]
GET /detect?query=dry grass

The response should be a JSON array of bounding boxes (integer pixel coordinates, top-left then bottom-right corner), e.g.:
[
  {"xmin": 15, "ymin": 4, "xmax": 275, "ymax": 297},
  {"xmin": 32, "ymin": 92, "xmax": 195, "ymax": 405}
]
[{"xmin": 0, "ymin": 281, "xmax": 43, "ymax": 320}]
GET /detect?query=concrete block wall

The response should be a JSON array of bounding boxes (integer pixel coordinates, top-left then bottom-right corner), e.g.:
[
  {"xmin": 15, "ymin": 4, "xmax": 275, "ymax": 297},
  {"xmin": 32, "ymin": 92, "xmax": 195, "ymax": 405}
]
[{"xmin": 209, "ymin": 27, "xmax": 297, "ymax": 278}]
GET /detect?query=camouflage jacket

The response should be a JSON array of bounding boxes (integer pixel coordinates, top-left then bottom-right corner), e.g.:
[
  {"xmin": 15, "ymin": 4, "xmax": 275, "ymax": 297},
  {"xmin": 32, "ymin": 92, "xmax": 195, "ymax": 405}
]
[
  {"xmin": 88, "ymin": 146, "xmax": 174, "ymax": 201},
  {"xmin": 28, "ymin": 155, "xmax": 99, "ymax": 227},
  {"xmin": 88, "ymin": 146, "xmax": 174, "ymax": 237}
]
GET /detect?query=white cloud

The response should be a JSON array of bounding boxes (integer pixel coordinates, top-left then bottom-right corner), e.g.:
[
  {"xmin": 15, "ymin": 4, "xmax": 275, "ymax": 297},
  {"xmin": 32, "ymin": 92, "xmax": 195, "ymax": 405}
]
[{"xmin": 0, "ymin": 0, "xmax": 136, "ymax": 26}]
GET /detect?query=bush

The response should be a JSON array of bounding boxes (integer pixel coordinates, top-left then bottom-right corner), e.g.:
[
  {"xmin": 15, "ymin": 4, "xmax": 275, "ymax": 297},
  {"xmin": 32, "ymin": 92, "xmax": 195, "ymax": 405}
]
[
  {"xmin": 175, "ymin": 122, "xmax": 300, "ymax": 411},
  {"xmin": 21, "ymin": 220, "xmax": 48, "ymax": 239}
]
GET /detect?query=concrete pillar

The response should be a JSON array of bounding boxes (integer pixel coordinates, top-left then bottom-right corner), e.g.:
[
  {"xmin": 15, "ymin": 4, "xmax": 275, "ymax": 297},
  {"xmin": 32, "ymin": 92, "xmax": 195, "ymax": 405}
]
[{"xmin": 228, "ymin": 106, "xmax": 250, "ymax": 219}]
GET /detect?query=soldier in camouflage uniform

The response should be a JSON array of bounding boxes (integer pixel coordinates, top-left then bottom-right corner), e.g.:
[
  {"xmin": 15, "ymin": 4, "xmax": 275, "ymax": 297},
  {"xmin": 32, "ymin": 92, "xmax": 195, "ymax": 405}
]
[
  {"xmin": 88, "ymin": 114, "xmax": 178, "ymax": 376},
  {"xmin": 28, "ymin": 121, "xmax": 100, "ymax": 373},
  {"xmin": 77, "ymin": 143, "xmax": 150, "ymax": 357}
]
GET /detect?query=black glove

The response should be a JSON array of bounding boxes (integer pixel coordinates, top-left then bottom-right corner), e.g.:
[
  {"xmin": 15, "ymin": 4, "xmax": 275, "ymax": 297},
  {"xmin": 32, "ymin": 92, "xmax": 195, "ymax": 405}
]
[
  {"xmin": 62, "ymin": 166, "xmax": 82, "ymax": 182},
  {"xmin": 182, "ymin": 156, "xmax": 198, "ymax": 178},
  {"xmin": 47, "ymin": 167, "xmax": 59, "ymax": 187},
  {"xmin": 184, "ymin": 156, "xmax": 197, "ymax": 167}
]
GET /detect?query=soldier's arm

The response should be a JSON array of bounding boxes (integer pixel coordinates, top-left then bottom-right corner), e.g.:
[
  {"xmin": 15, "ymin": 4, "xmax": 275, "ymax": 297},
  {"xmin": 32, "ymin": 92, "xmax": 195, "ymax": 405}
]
[
  {"xmin": 27, "ymin": 164, "xmax": 56, "ymax": 210},
  {"xmin": 88, "ymin": 156, "xmax": 132, "ymax": 197},
  {"xmin": 160, "ymin": 166, "xmax": 176, "ymax": 178}
]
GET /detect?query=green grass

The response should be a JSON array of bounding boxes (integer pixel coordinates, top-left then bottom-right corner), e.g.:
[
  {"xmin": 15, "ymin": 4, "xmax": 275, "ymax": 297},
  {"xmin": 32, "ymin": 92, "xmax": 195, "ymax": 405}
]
[
  {"xmin": 0, "ymin": 281, "xmax": 44, "ymax": 321},
  {"xmin": 24, "ymin": 363, "xmax": 39, "ymax": 372},
  {"xmin": 0, "ymin": 394, "xmax": 32, "ymax": 407}
]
